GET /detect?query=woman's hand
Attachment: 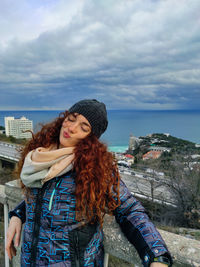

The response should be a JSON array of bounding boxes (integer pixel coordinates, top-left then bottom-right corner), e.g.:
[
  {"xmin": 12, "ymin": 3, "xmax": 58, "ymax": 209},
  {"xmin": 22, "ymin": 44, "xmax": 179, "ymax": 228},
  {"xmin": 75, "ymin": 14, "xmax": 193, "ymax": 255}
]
[
  {"xmin": 6, "ymin": 216, "xmax": 22, "ymax": 260},
  {"xmin": 150, "ymin": 262, "xmax": 169, "ymax": 267}
]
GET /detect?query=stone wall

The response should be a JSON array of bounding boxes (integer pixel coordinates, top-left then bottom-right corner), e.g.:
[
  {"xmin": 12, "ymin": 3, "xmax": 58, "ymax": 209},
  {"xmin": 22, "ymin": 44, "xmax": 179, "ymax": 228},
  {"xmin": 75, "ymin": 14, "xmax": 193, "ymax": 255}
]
[{"xmin": 1, "ymin": 180, "xmax": 200, "ymax": 267}]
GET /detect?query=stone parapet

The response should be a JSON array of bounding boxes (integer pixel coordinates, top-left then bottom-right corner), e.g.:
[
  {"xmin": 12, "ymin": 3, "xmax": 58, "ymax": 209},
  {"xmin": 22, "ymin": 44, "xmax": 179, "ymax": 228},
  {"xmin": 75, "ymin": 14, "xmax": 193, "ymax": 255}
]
[
  {"xmin": 0, "ymin": 184, "xmax": 6, "ymax": 205},
  {"xmin": 103, "ymin": 215, "xmax": 200, "ymax": 266},
  {"xmin": 158, "ymin": 229, "xmax": 200, "ymax": 267}
]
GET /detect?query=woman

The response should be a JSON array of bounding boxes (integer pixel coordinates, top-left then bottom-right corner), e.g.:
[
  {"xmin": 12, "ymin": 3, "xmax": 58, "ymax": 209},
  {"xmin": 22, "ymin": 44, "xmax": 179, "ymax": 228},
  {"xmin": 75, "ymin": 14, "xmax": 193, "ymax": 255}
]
[{"xmin": 6, "ymin": 99, "xmax": 172, "ymax": 267}]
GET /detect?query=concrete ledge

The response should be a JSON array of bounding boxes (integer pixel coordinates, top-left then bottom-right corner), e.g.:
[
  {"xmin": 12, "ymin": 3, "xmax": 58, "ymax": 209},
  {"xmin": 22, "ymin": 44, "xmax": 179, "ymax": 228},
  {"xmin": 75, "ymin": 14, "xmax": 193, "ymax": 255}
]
[
  {"xmin": 159, "ymin": 229, "xmax": 200, "ymax": 267},
  {"xmin": 0, "ymin": 185, "xmax": 7, "ymax": 204},
  {"xmin": 5, "ymin": 180, "xmax": 23, "ymax": 203},
  {"xmin": 103, "ymin": 215, "xmax": 141, "ymax": 265},
  {"xmin": 103, "ymin": 215, "xmax": 200, "ymax": 267}
]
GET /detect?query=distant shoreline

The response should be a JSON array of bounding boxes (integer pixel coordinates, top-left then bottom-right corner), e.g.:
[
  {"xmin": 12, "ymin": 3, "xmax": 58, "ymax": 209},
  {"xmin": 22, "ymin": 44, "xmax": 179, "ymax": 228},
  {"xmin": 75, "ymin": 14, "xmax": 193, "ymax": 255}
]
[
  {"xmin": 1, "ymin": 110, "xmax": 200, "ymax": 145},
  {"xmin": 108, "ymin": 146, "xmax": 128, "ymax": 153}
]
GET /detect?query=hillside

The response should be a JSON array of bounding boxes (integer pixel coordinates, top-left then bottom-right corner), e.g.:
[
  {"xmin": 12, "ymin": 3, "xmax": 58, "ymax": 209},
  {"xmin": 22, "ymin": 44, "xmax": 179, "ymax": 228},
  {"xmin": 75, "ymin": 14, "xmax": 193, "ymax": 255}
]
[{"xmin": 138, "ymin": 133, "xmax": 200, "ymax": 155}]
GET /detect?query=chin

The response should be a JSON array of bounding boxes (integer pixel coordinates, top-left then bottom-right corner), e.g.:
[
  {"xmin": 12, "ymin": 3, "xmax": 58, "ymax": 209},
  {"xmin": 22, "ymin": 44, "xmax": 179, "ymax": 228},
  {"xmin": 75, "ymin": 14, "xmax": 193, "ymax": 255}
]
[
  {"xmin": 60, "ymin": 140, "xmax": 69, "ymax": 147},
  {"xmin": 59, "ymin": 137, "xmax": 67, "ymax": 148},
  {"xmin": 59, "ymin": 137, "xmax": 74, "ymax": 148}
]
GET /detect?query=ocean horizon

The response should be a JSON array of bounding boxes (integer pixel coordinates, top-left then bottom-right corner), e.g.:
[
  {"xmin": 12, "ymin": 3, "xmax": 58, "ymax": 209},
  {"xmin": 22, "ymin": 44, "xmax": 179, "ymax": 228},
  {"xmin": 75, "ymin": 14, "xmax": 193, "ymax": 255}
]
[{"xmin": 1, "ymin": 109, "xmax": 200, "ymax": 152}]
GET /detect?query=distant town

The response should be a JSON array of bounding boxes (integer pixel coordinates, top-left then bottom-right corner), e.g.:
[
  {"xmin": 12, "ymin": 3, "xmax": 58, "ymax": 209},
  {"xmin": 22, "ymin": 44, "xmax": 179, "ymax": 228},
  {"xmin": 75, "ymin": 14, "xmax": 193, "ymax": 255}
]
[{"xmin": 114, "ymin": 132, "xmax": 200, "ymax": 171}]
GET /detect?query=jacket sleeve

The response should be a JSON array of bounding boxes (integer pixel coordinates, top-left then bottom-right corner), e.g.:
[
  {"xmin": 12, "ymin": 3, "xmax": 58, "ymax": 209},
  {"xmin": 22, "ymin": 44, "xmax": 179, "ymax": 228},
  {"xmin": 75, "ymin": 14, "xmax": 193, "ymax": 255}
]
[
  {"xmin": 9, "ymin": 200, "xmax": 26, "ymax": 224},
  {"xmin": 113, "ymin": 179, "xmax": 172, "ymax": 267}
]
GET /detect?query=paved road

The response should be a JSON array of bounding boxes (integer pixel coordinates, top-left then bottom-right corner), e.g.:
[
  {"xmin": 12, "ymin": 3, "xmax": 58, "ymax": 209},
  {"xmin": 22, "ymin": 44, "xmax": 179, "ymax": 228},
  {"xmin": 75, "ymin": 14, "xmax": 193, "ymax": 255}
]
[{"xmin": 120, "ymin": 172, "xmax": 175, "ymax": 207}]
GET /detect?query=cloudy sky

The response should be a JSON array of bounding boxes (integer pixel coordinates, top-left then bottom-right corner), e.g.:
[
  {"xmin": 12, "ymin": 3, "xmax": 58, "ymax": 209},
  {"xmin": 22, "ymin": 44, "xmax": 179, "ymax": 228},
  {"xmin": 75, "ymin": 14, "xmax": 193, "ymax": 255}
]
[{"xmin": 0, "ymin": 0, "xmax": 200, "ymax": 110}]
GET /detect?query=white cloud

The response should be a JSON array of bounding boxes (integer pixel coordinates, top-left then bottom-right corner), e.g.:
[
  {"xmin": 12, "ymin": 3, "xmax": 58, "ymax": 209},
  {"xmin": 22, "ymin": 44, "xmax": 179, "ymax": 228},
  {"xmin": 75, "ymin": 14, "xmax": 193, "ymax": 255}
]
[
  {"xmin": 0, "ymin": 0, "xmax": 83, "ymax": 47},
  {"xmin": 0, "ymin": 0, "xmax": 200, "ymax": 109}
]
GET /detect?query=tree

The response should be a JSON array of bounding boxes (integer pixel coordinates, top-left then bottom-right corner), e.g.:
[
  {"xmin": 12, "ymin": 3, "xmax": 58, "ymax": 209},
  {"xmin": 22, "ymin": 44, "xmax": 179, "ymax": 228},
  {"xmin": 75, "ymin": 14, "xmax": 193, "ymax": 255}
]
[
  {"xmin": 8, "ymin": 135, "xmax": 17, "ymax": 143},
  {"xmin": 164, "ymin": 154, "xmax": 200, "ymax": 228}
]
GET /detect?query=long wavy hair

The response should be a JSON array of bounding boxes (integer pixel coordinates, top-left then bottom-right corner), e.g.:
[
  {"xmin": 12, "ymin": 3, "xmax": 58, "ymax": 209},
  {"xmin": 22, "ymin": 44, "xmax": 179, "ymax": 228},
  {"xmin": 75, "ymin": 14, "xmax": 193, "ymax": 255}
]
[{"xmin": 17, "ymin": 111, "xmax": 120, "ymax": 226}]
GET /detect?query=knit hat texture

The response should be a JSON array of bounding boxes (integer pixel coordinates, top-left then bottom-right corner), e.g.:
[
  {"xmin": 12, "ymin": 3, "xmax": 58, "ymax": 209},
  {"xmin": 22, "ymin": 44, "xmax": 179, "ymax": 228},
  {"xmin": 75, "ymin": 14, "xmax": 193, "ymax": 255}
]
[{"xmin": 69, "ymin": 99, "xmax": 108, "ymax": 138}]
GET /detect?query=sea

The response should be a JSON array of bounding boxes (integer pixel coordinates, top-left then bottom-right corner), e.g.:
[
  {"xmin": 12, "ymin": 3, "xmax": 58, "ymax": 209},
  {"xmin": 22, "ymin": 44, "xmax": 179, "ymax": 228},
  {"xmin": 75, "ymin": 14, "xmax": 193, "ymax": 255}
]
[{"xmin": 1, "ymin": 110, "xmax": 200, "ymax": 152}]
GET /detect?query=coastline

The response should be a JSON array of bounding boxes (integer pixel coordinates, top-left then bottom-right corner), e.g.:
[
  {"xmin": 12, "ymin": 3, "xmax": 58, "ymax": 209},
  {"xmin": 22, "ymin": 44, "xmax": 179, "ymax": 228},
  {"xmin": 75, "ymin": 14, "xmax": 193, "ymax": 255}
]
[
  {"xmin": 1, "ymin": 109, "xmax": 200, "ymax": 145},
  {"xmin": 108, "ymin": 145, "xmax": 128, "ymax": 153}
]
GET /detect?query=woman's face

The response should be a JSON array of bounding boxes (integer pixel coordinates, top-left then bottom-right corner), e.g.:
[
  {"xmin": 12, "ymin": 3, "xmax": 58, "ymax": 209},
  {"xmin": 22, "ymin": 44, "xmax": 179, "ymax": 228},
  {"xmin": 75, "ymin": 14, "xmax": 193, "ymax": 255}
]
[{"xmin": 59, "ymin": 113, "xmax": 91, "ymax": 147}]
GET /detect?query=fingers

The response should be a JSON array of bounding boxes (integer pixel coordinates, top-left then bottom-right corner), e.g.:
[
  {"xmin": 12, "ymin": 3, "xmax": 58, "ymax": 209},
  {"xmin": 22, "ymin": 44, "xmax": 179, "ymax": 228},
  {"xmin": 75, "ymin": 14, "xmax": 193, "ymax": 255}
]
[
  {"xmin": 5, "ymin": 243, "xmax": 11, "ymax": 260},
  {"xmin": 14, "ymin": 227, "xmax": 22, "ymax": 247},
  {"xmin": 6, "ymin": 231, "xmax": 15, "ymax": 259},
  {"xmin": 10, "ymin": 243, "xmax": 17, "ymax": 259},
  {"xmin": 6, "ymin": 216, "xmax": 22, "ymax": 259},
  {"xmin": 6, "ymin": 241, "xmax": 16, "ymax": 260},
  {"xmin": 6, "ymin": 227, "xmax": 16, "ymax": 248}
]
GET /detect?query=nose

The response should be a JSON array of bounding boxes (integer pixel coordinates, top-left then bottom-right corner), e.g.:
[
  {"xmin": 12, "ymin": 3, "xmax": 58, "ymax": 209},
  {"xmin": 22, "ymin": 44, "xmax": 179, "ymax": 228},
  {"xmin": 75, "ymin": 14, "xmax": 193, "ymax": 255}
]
[{"xmin": 68, "ymin": 122, "xmax": 78, "ymax": 133}]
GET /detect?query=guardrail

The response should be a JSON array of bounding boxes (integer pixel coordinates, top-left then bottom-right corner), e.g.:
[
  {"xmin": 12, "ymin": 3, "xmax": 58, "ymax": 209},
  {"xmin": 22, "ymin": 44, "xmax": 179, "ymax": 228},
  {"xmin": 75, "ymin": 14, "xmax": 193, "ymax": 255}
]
[
  {"xmin": 0, "ymin": 142, "xmax": 21, "ymax": 167},
  {"xmin": 0, "ymin": 154, "xmax": 19, "ymax": 162}
]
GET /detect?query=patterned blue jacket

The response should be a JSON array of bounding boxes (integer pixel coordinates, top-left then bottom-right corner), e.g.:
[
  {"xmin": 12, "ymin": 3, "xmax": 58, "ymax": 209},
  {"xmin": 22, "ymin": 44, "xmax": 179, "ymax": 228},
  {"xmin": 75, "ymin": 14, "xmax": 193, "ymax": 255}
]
[{"xmin": 10, "ymin": 171, "xmax": 172, "ymax": 267}]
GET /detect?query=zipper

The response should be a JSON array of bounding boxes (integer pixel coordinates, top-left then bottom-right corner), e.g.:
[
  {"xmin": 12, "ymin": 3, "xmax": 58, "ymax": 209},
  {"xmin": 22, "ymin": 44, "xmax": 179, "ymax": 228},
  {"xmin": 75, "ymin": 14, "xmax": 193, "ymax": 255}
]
[
  {"xmin": 30, "ymin": 182, "xmax": 49, "ymax": 267},
  {"xmin": 75, "ymin": 231, "xmax": 80, "ymax": 267}
]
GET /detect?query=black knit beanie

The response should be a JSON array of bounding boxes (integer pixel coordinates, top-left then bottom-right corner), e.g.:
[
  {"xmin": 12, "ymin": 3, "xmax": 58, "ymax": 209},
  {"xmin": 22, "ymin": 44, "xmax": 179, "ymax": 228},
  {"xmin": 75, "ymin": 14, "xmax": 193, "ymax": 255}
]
[{"xmin": 69, "ymin": 99, "xmax": 108, "ymax": 138}]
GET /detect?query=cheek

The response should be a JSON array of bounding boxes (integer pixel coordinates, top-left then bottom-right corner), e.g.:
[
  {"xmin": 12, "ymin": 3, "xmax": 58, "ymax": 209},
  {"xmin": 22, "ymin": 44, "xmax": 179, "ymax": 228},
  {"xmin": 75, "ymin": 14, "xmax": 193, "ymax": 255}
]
[
  {"xmin": 62, "ymin": 120, "xmax": 67, "ymax": 127},
  {"xmin": 59, "ymin": 127, "xmax": 65, "ymax": 138},
  {"xmin": 81, "ymin": 132, "xmax": 90, "ymax": 139}
]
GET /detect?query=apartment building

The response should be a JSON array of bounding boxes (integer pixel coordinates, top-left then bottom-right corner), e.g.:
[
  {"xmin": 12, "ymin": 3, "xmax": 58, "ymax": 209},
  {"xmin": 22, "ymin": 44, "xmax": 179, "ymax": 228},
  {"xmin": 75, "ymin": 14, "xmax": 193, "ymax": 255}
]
[{"xmin": 4, "ymin": 116, "xmax": 33, "ymax": 139}]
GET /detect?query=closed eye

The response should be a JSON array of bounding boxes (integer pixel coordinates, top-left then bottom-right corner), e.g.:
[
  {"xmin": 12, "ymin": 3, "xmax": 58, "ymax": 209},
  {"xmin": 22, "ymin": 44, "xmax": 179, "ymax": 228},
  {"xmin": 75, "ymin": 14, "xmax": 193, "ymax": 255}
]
[
  {"xmin": 67, "ymin": 114, "xmax": 76, "ymax": 122},
  {"xmin": 68, "ymin": 117, "xmax": 75, "ymax": 122},
  {"xmin": 81, "ymin": 126, "xmax": 90, "ymax": 132},
  {"xmin": 81, "ymin": 122, "xmax": 91, "ymax": 132}
]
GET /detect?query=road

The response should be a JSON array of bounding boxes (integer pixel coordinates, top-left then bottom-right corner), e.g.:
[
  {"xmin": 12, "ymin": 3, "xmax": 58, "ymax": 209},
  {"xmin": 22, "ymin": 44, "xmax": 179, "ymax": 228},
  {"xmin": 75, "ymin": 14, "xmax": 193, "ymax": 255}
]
[
  {"xmin": 119, "ymin": 167, "xmax": 175, "ymax": 207},
  {"xmin": 0, "ymin": 141, "xmax": 21, "ymax": 162}
]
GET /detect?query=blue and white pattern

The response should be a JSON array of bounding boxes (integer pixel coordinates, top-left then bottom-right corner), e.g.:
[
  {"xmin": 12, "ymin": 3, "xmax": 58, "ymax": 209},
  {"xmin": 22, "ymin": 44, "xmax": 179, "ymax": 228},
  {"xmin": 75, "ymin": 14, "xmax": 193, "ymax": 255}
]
[
  {"xmin": 21, "ymin": 173, "xmax": 104, "ymax": 266},
  {"xmin": 11, "ymin": 172, "xmax": 171, "ymax": 266}
]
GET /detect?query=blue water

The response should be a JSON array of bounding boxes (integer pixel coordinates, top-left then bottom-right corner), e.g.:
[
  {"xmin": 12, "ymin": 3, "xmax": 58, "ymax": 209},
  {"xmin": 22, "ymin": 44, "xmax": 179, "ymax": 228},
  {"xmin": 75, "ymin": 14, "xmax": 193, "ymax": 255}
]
[{"xmin": 1, "ymin": 110, "xmax": 200, "ymax": 150}]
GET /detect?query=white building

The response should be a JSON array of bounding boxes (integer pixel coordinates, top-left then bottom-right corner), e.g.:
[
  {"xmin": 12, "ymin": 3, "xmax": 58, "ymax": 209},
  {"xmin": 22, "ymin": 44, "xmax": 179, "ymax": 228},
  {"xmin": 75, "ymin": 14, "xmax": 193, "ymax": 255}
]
[{"xmin": 5, "ymin": 116, "xmax": 33, "ymax": 139}]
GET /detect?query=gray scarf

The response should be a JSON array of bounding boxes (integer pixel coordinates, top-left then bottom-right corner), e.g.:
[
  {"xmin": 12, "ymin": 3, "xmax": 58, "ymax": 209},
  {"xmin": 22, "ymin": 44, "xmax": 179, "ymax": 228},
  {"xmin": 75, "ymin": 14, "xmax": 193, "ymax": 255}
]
[{"xmin": 20, "ymin": 145, "xmax": 75, "ymax": 188}]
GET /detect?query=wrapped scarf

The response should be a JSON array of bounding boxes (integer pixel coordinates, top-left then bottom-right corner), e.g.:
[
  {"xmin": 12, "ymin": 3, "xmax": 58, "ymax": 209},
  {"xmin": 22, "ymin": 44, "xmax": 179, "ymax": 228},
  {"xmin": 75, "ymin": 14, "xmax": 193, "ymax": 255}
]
[{"xmin": 20, "ymin": 145, "xmax": 75, "ymax": 188}]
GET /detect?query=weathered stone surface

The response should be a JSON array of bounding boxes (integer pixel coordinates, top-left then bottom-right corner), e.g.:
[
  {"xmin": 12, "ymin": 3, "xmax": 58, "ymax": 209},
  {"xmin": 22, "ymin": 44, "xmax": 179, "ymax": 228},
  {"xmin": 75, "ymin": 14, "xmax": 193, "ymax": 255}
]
[
  {"xmin": 103, "ymin": 215, "xmax": 200, "ymax": 267},
  {"xmin": 158, "ymin": 229, "xmax": 200, "ymax": 267},
  {"xmin": 103, "ymin": 215, "xmax": 141, "ymax": 266},
  {"xmin": 0, "ymin": 185, "xmax": 6, "ymax": 205},
  {"xmin": 5, "ymin": 180, "xmax": 23, "ymax": 203}
]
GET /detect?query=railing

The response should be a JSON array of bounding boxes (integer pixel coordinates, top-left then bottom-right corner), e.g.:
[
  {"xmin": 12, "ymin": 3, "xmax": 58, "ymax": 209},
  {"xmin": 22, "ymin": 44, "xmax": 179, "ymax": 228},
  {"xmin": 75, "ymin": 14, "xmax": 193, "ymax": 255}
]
[{"xmin": 0, "ymin": 180, "xmax": 200, "ymax": 267}]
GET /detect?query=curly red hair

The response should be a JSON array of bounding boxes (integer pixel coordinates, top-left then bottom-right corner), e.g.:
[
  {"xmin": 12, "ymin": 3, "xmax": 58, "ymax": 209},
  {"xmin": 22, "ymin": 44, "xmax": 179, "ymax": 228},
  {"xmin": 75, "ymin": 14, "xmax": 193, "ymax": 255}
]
[{"xmin": 17, "ymin": 111, "xmax": 120, "ymax": 226}]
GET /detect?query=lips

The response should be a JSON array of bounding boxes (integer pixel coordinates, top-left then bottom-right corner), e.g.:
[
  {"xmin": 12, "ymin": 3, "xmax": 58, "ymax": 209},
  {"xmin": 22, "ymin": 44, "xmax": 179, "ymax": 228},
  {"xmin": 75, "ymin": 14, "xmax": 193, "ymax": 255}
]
[{"xmin": 63, "ymin": 131, "xmax": 70, "ymax": 138}]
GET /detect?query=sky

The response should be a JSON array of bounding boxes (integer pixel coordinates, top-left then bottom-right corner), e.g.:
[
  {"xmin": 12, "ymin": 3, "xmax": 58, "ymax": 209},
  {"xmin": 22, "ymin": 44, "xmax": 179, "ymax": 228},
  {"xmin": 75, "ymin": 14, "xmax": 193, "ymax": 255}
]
[{"xmin": 0, "ymin": 0, "xmax": 200, "ymax": 110}]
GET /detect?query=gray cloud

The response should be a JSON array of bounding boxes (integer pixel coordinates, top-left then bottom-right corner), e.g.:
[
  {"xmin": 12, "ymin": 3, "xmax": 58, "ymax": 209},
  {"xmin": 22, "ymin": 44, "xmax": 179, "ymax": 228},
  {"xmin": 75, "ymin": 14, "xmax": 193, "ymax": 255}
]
[{"xmin": 0, "ymin": 0, "xmax": 200, "ymax": 110}]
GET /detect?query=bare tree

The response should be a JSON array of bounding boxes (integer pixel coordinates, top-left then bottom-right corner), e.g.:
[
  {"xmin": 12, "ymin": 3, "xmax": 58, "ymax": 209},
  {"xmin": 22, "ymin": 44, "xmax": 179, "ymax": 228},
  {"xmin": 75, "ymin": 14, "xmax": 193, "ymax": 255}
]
[{"xmin": 164, "ymin": 154, "xmax": 200, "ymax": 228}]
